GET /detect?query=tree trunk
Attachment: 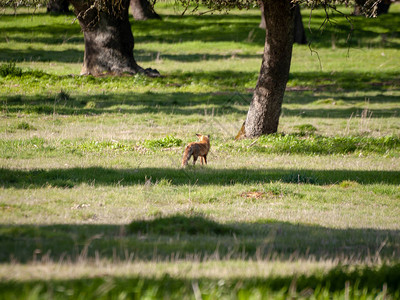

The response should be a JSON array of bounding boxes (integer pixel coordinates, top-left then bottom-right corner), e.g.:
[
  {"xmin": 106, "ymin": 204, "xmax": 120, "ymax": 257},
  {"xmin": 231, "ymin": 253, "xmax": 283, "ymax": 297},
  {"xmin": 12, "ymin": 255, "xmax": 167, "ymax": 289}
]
[
  {"xmin": 376, "ymin": 0, "xmax": 391, "ymax": 15},
  {"xmin": 245, "ymin": 0, "xmax": 294, "ymax": 137},
  {"xmin": 259, "ymin": 2, "xmax": 266, "ymax": 29},
  {"xmin": 130, "ymin": 0, "xmax": 161, "ymax": 20},
  {"xmin": 69, "ymin": 0, "xmax": 159, "ymax": 77},
  {"xmin": 353, "ymin": 0, "xmax": 391, "ymax": 16},
  {"xmin": 47, "ymin": 0, "xmax": 70, "ymax": 14},
  {"xmin": 259, "ymin": 3, "xmax": 306, "ymax": 45},
  {"xmin": 353, "ymin": 1, "xmax": 363, "ymax": 16},
  {"xmin": 293, "ymin": 4, "xmax": 307, "ymax": 45}
]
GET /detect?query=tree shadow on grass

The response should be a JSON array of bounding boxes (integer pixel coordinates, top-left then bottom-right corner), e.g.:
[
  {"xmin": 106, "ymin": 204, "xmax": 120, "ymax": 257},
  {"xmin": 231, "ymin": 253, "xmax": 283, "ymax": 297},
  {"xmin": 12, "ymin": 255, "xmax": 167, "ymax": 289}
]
[
  {"xmin": 1, "ymin": 12, "xmax": 265, "ymax": 47},
  {"xmin": 2, "ymin": 77, "xmax": 400, "ymax": 118},
  {"xmin": 7, "ymin": 10, "xmax": 400, "ymax": 50},
  {"xmin": 135, "ymin": 50, "xmax": 262, "ymax": 63},
  {"xmin": 132, "ymin": 14, "xmax": 265, "ymax": 45},
  {"xmin": 0, "ymin": 47, "xmax": 83, "ymax": 63},
  {"xmin": 282, "ymin": 107, "xmax": 399, "ymax": 118},
  {"xmin": 2, "ymin": 7, "xmax": 400, "ymax": 69},
  {"xmin": 1, "ymin": 263, "xmax": 400, "ymax": 297},
  {"xmin": 2, "ymin": 91, "xmax": 250, "ymax": 116},
  {"xmin": 1, "ymin": 167, "xmax": 400, "ymax": 189},
  {"xmin": 0, "ymin": 47, "xmax": 263, "ymax": 64},
  {"xmin": 150, "ymin": 9, "xmax": 400, "ymax": 50},
  {"xmin": 285, "ymin": 89, "xmax": 400, "ymax": 105},
  {"xmin": 0, "ymin": 21, "xmax": 81, "ymax": 45},
  {"xmin": 0, "ymin": 215, "xmax": 399, "ymax": 267},
  {"xmin": 3, "ymin": 94, "xmax": 399, "ymax": 118}
]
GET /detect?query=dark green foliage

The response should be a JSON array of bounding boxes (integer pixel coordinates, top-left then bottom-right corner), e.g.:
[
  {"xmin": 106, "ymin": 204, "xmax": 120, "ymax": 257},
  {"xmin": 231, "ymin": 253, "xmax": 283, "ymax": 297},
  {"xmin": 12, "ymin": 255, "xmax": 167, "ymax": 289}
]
[
  {"xmin": 23, "ymin": 69, "xmax": 48, "ymax": 78},
  {"xmin": 254, "ymin": 134, "xmax": 400, "ymax": 155},
  {"xmin": 128, "ymin": 214, "xmax": 238, "ymax": 235},
  {"xmin": 55, "ymin": 90, "xmax": 70, "ymax": 102},
  {"xmin": 16, "ymin": 121, "xmax": 36, "ymax": 131},
  {"xmin": 263, "ymin": 184, "xmax": 294, "ymax": 197},
  {"xmin": 0, "ymin": 62, "xmax": 50, "ymax": 78},
  {"xmin": 294, "ymin": 124, "xmax": 317, "ymax": 136},
  {"xmin": 0, "ymin": 62, "xmax": 22, "ymax": 77},
  {"xmin": 61, "ymin": 140, "xmax": 136, "ymax": 154},
  {"xmin": 144, "ymin": 136, "xmax": 183, "ymax": 149}
]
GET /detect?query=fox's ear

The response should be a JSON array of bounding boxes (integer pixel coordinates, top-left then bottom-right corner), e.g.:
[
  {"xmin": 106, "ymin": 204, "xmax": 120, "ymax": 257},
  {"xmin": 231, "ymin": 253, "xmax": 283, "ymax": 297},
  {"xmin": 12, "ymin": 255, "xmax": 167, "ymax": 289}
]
[
  {"xmin": 207, "ymin": 135, "xmax": 210, "ymax": 139},
  {"xmin": 195, "ymin": 133, "xmax": 201, "ymax": 137}
]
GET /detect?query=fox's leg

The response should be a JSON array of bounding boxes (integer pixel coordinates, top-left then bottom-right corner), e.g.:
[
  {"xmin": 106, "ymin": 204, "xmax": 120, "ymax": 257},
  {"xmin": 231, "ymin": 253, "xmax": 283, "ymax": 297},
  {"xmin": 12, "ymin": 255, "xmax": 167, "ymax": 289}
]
[
  {"xmin": 203, "ymin": 155, "xmax": 207, "ymax": 164},
  {"xmin": 193, "ymin": 155, "xmax": 198, "ymax": 165},
  {"xmin": 200, "ymin": 157, "xmax": 204, "ymax": 165}
]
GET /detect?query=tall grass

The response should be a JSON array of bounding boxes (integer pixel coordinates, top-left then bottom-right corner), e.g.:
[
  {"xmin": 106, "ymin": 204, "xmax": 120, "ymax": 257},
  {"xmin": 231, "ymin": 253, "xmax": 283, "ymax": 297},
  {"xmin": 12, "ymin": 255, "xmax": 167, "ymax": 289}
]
[{"xmin": 1, "ymin": 263, "xmax": 400, "ymax": 299}]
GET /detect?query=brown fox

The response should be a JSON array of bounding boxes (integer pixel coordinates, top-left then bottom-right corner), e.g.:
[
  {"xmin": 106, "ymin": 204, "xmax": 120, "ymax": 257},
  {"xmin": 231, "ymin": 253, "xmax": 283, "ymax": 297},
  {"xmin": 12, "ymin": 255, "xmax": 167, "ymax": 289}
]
[{"xmin": 181, "ymin": 134, "xmax": 210, "ymax": 167}]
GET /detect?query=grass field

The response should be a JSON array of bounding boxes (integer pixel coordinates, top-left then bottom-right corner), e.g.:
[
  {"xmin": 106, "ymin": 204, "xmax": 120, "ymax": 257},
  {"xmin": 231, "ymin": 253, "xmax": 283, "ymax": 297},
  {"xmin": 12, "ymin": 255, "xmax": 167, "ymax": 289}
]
[{"xmin": 1, "ymin": 2, "xmax": 400, "ymax": 299}]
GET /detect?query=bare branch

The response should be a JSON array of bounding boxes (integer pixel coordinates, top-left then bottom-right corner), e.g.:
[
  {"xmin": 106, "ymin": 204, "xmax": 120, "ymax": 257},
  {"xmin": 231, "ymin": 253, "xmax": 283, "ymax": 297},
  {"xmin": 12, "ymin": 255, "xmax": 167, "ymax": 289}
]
[{"xmin": 308, "ymin": 43, "xmax": 322, "ymax": 71}]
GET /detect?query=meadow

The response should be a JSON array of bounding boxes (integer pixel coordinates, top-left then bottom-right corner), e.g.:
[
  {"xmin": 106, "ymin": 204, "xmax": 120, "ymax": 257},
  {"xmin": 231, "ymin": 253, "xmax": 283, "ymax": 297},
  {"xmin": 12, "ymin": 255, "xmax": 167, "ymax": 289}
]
[{"xmin": 0, "ymin": 2, "xmax": 400, "ymax": 298}]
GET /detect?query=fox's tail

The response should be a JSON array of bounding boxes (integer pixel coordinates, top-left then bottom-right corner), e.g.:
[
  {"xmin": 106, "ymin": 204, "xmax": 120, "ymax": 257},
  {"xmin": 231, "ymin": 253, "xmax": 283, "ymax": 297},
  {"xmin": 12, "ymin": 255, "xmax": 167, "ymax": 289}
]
[{"xmin": 181, "ymin": 145, "xmax": 193, "ymax": 167}]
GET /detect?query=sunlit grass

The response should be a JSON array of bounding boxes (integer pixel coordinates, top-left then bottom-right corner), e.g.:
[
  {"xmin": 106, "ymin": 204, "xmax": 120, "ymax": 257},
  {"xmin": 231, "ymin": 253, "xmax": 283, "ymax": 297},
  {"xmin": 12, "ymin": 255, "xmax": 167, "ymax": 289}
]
[
  {"xmin": 1, "ymin": 261, "xmax": 398, "ymax": 299},
  {"xmin": 0, "ymin": 3, "xmax": 400, "ymax": 299}
]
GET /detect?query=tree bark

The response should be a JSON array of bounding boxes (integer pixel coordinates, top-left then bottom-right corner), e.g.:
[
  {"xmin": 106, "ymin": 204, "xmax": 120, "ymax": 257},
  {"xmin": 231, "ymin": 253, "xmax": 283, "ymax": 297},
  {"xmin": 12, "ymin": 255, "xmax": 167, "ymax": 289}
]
[
  {"xmin": 259, "ymin": 3, "xmax": 306, "ymax": 45},
  {"xmin": 69, "ymin": 0, "xmax": 159, "ymax": 77},
  {"xmin": 377, "ymin": 0, "xmax": 391, "ymax": 15},
  {"xmin": 245, "ymin": 0, "xmax": 294, "ymax": 137},
  {"xmin": 353, "ymin": 0, "xmax": 391, "ymax": 16},
  {"xmin": 259, "ymin": 2, "xmax": 266, "ymax": 29},
  {"xmin": 293, "ymin": 4, "xmax": 307, "ymax": 45},
  {"xmin": 130, "ymin": 0, "xmax": 161, "ymax": 20},
  {"xmin": 47, "ymin": 0, "xmax": 70, "ymax": 14}
]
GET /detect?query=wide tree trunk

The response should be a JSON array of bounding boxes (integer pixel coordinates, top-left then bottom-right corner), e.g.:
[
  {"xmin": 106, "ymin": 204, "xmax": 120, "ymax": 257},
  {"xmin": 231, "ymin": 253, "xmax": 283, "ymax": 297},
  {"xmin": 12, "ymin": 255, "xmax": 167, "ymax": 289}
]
[
  {"xmin": 69, "ymin": 0, "xmax": 159, "ymax": 77},
  {"xmin": 131, "ymin": 0, "xmax": 161, "ymax": 20},
  {"xmin": 47, "ymin": 0, "xmax": 70, "ymax": 14},
  {"xmin": 260, "ymin": 3, "xmax": 306, "ymax": 45},
  {"xmin": 245, "ymin": 0, "xmax": 295, "ymax": 137}
]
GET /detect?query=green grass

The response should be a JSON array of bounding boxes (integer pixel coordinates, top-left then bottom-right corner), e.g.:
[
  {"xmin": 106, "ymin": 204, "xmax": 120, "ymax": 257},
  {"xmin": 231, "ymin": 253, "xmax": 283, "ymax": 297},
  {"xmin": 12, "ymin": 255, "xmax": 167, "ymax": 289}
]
[
  {"xmin": 0, "ymin": 2, "xmax": 400, "ymax": 299},
  {"xmin": 1, "ymin": 264, "xmax": 400, "ymax": 299},
  {"xmin": 0, "ymin": 134, "xmax": 399, "ymax": 160}
]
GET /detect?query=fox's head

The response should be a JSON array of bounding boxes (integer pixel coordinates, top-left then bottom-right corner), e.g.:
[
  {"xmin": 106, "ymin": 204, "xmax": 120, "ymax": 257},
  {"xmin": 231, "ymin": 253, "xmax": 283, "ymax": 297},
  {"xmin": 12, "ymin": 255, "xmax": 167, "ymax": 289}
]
[{"xmin": 196, "ymin": 133, "xmax": 210, "ymax": 142}]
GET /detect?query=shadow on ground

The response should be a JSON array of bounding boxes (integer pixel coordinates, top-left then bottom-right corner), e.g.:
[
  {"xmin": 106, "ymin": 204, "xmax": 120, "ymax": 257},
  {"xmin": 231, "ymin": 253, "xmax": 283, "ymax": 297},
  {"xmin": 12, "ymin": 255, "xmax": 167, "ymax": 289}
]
[
  {"xmin": 2, "ymin": 71, "xmax": 400, "ymax": 118},
  {"xmin": 1, "ymin": 214, "xmax": 400, "ymax": 264},
  {"xmin": 1, "ymin": 167, "xmax": 400, "ymax": 188},
  {"xmin": 2, "ymin": 9, "xmax": 400, "ymax": 51},
  {"xmin": 1, "ymin": 262, "xmax": 399, "ymax": 297}
]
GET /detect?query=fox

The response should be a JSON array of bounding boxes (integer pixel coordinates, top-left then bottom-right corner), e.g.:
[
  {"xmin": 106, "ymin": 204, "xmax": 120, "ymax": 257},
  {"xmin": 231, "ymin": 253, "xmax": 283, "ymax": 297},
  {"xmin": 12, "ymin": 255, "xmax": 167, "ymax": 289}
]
[{"xmin": 181, "ymin": 134, "xmax": 210, "ymax": 167}]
